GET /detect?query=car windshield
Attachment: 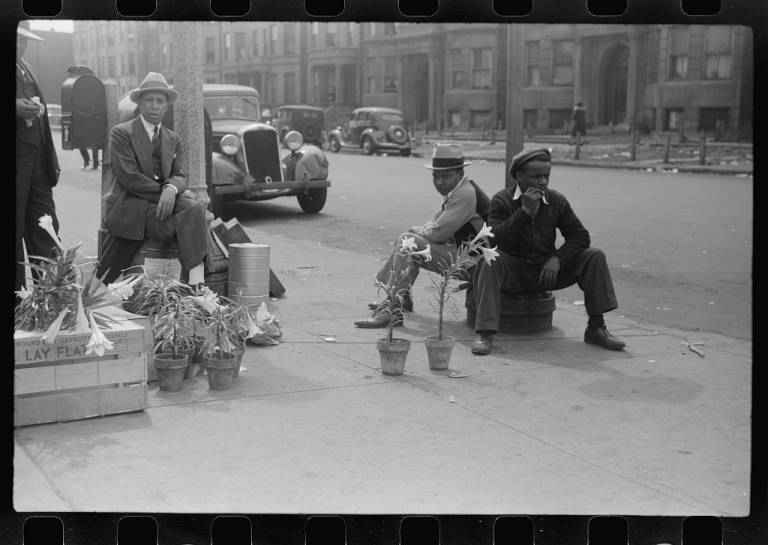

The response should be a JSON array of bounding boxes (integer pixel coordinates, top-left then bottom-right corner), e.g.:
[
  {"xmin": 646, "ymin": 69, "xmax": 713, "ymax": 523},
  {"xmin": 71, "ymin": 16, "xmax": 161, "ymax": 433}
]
[{"xmin": 204, "ymin": 96, "xmax": 261, "ymax": 121}]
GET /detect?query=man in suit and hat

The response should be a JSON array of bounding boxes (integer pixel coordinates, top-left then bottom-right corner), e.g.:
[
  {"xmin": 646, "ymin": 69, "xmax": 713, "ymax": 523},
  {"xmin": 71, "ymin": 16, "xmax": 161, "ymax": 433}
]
[
  {"xmin": 355, "ymin": 143, "xmax": 484, "ymax": 328},
  {"xmin": 96, "ymin": 72, "xmax": 208, "ymax": 285},
  {"xmin": 16, "ymin": 21, "xmax": 61, "ymax": 290},
  {"xmin": 470, "ymin": 147, "xmax": 625, "ymax": 355}
]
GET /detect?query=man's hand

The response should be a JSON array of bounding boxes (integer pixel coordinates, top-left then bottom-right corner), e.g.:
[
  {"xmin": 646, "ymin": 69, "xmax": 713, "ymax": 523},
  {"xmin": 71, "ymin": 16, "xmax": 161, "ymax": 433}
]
[
  {"xmin": 538, "ymin": 255, "xmax": 561, "ymax": 290},
  {"xmin": 156, "ymin": 185, "xmax": 176, "ymax": 221},
  {"xmin": 16, "ymin": 98, "xmax": 40, "ymax": 119},
  {"xmin": 521, "ymin": 187, "xmax": 544, "ymax": 216}
]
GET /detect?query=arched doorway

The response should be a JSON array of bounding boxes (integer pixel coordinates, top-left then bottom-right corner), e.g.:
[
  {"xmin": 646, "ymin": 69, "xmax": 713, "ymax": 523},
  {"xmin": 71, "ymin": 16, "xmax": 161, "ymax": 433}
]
[{"xmin": 598, "ymin": 43, "xmax": 629, "ymax": 125}]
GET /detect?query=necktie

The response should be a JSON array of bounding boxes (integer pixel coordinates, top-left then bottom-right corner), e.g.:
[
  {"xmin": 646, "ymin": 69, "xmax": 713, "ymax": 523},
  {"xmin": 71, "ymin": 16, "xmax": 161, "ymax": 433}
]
[{"xmin": 152, "ymin": 125, "xmax": 159, "ymax": 142}]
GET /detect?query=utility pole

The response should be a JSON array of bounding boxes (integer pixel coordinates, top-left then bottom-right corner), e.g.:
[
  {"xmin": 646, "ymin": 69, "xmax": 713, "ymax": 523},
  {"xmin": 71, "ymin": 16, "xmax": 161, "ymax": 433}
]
[
  {"xmin": 505, "ymin": 24, "xmax": 525, "ymax": 189},
  {"xmin": 171, "ymin": 22, "xmax": 210, "ymax": 215}
]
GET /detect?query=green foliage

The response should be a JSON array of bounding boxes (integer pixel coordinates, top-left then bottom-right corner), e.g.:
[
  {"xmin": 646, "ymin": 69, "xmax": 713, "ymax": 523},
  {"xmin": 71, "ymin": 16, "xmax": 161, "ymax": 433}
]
[
  {"xmin": 153, "ymin": 298, "xmax": 205, "ymax": 358},
  {"xmin": 125, "ymin": 273, "xmax": 195, "ymax": 318}
]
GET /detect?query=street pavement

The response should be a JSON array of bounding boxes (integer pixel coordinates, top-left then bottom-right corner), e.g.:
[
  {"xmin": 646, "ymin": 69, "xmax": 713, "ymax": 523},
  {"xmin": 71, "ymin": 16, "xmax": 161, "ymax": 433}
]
[{"xmin": 14, "ymin": 224, "xmax": 751, "ymax": 516}]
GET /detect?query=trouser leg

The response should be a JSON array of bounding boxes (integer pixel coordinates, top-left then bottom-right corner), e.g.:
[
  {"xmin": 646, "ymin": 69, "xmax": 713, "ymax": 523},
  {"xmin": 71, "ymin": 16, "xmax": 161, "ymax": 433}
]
[
  {"xmin": 20, "ymin": 151, "xmax": 59, "ymax": 282},
  {"xmin": 553, "ymin": 247, "xmax": 618, "ymax": 317},
  {"xmin": 373, "ymin": 233, "xmax": 455, "ymax": 294},
  {"xmin": 145, "ymin": 196, "xmax": 208, "ymax": 271},
  {"xmin": 96, "ymin": 234, "xmax": 143, "ymax": 284},
  {"xmin": 473, "ymin": 252, "xmax": 538, "ymax": 333}
]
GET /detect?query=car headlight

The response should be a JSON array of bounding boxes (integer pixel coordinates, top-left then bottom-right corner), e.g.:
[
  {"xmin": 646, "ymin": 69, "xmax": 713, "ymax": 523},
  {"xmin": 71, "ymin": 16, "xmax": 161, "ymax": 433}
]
[
  {"xmin": 284, "ymin": 130, "xmax": 304, "ymax": 151},
  {"xmin": 220, "ymin": 134, "xmax": 240, "ymax": 156}
]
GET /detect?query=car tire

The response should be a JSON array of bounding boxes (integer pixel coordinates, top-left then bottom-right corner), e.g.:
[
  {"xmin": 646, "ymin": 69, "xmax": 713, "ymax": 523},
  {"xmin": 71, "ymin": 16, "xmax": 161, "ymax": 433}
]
[
  {"xmin": 329, "ymin": 136, "xmax": 341, "ymax": 153},
  {"xmin": 400, "ymin": 149, "xmax": 411, "ymax": 157},
  {"xmin": 362, "ymin": 136, "xmax": 374, "ymax": 155},
  {"xmin": 297, "ymin": 188, "xmax": 327, "ymax": 214}
]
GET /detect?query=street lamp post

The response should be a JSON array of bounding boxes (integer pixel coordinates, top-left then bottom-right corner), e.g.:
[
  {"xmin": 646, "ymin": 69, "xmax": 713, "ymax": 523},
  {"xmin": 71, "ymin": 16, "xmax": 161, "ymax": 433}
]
[{"xmin": 505, "ymin": 24, "xmax": 525, "ymax": 189}]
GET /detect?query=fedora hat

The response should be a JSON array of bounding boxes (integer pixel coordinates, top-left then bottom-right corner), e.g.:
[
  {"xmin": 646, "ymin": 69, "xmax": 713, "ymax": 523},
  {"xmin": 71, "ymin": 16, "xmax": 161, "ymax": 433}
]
[
  {"xmin": 423, "ymin": 143, "xmax": 472, "ymax": 171},
  {"xmin": 129, "ymin": 72, "xmax": 178, "ymax": 104},
  {"xmin": 17, "ymin": 22, "xmax": 43, "ymax": 41}
]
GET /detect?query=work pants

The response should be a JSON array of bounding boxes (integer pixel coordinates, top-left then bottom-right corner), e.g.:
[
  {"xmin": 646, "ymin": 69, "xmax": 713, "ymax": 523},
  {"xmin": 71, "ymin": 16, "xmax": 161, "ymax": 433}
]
[
  {"xmin": 16, "ymin": 142, "xmax": 58, "ymax": 290},
  {"xmin": 374, "ymin": 232, "xmax": 457, "ymax": 295},
  {"xmin": 97, "ymin": 196, "xmax": 208, "ymax": 284},
  {"xmin": 473, "ymin": 247, "xmax": 618, "ymax": 333}
]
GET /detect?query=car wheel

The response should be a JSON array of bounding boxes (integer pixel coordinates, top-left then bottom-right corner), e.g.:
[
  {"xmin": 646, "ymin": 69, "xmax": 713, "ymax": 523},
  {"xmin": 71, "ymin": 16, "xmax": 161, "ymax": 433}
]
[
  {"xmin": 209, "ymin": 189, "xmax": 231, "ymax": 220},
  {"xmin": 400, "ymin": 148, "xmax": 411, "ymax": 157},
  {"xmin": 362, "ymin": 136, "xmax": 374, "ymax": 155},
  {"xmin": 297, "ymin": 188, "xmax": 327, "ymax": 214},
  {"xmin": 329, "ymin": 136, "xmax": 341, "ymax": 153}
]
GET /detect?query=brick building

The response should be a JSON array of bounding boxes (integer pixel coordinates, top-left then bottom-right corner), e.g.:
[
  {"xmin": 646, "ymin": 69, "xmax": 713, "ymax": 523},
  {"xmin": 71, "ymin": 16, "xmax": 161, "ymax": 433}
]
[{"xmin": 72, "ymin": 22, "xmax": 752, "ymax": 139}]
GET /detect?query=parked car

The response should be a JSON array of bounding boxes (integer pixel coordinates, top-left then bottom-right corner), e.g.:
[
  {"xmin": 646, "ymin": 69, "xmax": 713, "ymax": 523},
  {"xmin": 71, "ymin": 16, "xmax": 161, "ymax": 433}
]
[
  {"xmin": 328, "ymin": 107, "xmax": 411, "ymax": 156},
  {"xmin": 274, "ymin": 105, "xmax": 325, "ymax": 147},
  {"xmin": 116, "ymin": 84, "xmax": 331, "ymax": 218}
]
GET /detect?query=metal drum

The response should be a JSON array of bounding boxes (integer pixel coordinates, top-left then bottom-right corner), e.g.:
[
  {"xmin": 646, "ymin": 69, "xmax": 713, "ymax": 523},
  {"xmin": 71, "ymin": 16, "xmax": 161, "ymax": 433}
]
[{"xmin": 228, "ymin": 243, "xmax": 270, "ymax": 308}]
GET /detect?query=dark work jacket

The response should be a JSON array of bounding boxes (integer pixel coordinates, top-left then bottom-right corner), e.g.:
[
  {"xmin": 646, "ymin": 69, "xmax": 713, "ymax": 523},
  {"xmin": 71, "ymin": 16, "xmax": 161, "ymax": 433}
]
[{"xmin": 489, "ymin": 187, "xmax": 590, "ymax": 266}]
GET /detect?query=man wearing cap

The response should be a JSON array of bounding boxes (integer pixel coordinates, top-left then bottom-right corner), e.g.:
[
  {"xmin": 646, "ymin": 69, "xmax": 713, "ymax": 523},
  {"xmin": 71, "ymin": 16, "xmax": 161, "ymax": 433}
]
[
  {"xmin": 355, "ymin": 143, "xmax": 484, "ymax": 328},
  {"xmin": 470, "ymin": 147, "xmax": 625, "ymax": 355},
  {"xmin": 16, "ymin": 22, "xmax": 61, "ymax": 290},
  {"xmin": 96, "ymin": 72, "xmax": 208, "ymax": 285}
]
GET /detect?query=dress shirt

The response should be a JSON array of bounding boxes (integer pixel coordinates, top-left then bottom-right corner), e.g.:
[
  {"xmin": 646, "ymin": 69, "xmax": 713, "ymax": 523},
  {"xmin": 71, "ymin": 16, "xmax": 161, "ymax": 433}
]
[{"xmin": 139, "ymin": 114, "xmax": 177, "ymax": 194}]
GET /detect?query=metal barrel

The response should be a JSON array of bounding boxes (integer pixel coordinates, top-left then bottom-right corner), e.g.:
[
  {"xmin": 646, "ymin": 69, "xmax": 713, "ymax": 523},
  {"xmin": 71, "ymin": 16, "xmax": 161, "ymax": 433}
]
[{"xmin": 228, "ymin": 243, "xmax": 270, "ymax": 304}]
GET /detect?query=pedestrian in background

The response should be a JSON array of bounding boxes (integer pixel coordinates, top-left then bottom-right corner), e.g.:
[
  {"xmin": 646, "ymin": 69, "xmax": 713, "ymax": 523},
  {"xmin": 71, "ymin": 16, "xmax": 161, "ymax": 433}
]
[
  {"xmin": 570, "ymin": 101, "xmax": 586, "ymax": 144},
  {"xmin": 66, "ymin": 65, "xmax": 101, "ymax": 171},
  {"xmin": 16, "ymin": 22, "xmax": 61, "ymax": 290}
]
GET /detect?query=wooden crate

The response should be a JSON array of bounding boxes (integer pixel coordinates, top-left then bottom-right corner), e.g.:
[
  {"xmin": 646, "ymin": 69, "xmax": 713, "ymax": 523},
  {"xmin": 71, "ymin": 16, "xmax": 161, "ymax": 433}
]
[{"xmin": 14, "ymin": 309, "xmax": 151, "ymax": 427}]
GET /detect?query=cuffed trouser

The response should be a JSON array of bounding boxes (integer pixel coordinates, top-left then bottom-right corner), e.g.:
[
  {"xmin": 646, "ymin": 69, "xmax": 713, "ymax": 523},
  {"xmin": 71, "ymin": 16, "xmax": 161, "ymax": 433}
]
[
  {"xmin": 16, "ymin": 143, "xmax": 58, "ymax": 290},
  {"xmin": 374, "ymin": 232, "xmax": 457, "ymax": 293},
  {"xmin": 97, "ymin": 196, "xmax": 208, "ymax": 284},
  {"xmin": 473, "ymin": 247, "xmax": 618, "ymax": 333}
]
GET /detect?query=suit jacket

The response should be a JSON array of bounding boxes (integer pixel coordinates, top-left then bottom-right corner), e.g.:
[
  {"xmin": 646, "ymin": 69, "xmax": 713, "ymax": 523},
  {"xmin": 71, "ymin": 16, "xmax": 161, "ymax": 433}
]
[
  {"xmin": 103, "ymin": 115, "xmax": 187, "ymax": 240},
  {"xmin": 16, "ymin": 57, "xmax": 60, "ymax": 186}
]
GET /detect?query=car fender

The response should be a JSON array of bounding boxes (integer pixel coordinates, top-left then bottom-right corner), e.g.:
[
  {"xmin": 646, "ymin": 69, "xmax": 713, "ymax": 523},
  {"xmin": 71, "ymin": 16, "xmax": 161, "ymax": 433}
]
[
  {"xmin": 360, "ymin": 127, "xmax": 377, "ymax": 144},
  {"xmin": 211, "ymin": 151, "xmax": 245, "ymax": 186},
  {"xmin": 289, "ymin": 145, "xmax": 329, "ymax": 182}
]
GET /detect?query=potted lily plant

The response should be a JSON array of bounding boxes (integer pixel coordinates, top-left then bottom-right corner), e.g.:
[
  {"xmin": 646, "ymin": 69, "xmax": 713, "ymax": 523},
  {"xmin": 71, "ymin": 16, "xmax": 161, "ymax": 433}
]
[
  {"xmin": 152, "ymin": 297, "xmax": 204, "ymax": 391},
  {"xmin": 375, "ymin": 237, "xmax": 432, "ymax": 376},
  {"xmin": 426, "ymin": 223, "xmax": 499, "ymax": 370},
  {"xmin": 199, "ymin": 302, "xmax": 241, "ymax": 389}
]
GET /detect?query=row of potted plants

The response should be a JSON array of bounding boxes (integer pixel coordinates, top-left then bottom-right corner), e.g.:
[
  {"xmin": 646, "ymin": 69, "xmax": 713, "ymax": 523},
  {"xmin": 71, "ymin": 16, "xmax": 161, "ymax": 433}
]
[{"xmin": 375, "ymin": 224, "xmax": 499, "ymax": 376}]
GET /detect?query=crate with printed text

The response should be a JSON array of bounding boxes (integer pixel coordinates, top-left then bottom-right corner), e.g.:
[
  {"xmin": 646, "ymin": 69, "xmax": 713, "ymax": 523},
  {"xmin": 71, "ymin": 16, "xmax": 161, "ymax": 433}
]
[{"xmin": 14, "ymin": 308, "xmax": 152, "ymax": 427}]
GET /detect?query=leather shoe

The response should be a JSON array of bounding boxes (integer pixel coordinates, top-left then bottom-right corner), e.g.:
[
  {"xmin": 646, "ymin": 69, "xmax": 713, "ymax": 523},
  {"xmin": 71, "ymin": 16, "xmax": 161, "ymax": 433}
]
[
  {"xmin": 354, "ymin": 310, "xmax": 403, "ymax": 328},
  {"xmin": 470, "ymin": 333, "xmax": 494, "ymax": 355},
  {"xmin": 584, "ymin": 325, "xmax": 626, "ymax": 350},
  {"xmin": 367, "ymin": 291, "xmax": 413, "ymax": 312}
]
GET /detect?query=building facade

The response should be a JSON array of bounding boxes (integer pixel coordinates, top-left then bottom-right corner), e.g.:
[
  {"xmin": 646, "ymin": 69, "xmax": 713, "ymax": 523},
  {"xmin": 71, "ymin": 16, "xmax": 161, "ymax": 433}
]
[{"xmin": 72, "ymin": 22, "xmax": 753, "ymax": 139}]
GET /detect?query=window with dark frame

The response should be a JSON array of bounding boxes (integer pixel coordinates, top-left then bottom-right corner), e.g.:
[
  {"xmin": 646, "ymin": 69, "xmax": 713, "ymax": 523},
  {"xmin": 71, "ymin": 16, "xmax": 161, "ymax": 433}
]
[
  {"xmin": 384, "ymin": 58, "xmax": 398, "ymax": 92},
  {"xmin": 526, "ymin": 41, "xmax": 541, "ymax": 86},
  {"xmin": 552, "ymin": 39, "xmax": 574, "ymax": 86},
  {"xmin": 471, "ymin": 48, "xmax": 492, "ymax": 89},
  {"xmin": 326, "ymin": 23, "xmax": 337, "ymax": 47},
  {"xmin": 704, "ymin": 26, "xmax": 732, "ymax": 79},
  {"xmin": 669, "ymin": 27, "xmax": 689, "ymax": 79}
]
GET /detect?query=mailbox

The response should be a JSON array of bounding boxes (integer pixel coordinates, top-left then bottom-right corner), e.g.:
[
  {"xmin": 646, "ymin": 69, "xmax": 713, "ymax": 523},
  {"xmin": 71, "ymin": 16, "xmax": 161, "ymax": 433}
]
[{"xmin": 61, "ymin": 71, "xmax": 107, "ymax": 151}]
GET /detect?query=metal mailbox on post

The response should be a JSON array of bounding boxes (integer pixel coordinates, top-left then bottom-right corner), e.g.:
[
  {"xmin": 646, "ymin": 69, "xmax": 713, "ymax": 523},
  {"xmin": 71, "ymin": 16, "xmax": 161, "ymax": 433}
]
[{"xmin": 61, "ymin": 69, "xmax": 107, "ymax": 151}]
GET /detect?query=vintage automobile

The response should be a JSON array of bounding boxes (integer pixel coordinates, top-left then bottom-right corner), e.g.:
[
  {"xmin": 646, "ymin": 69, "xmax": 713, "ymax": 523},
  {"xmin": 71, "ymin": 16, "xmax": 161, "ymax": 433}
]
[
  {"xmin": 328, "ymin": 107, "xmax": 411, "ymax": 156},
  {"xmin": 273, "ymin": 105, "xmax": 325, "ymax": 147},
  {"xmin": 116, "ymin": 83, "xmax": 331, "ymax": 218}
]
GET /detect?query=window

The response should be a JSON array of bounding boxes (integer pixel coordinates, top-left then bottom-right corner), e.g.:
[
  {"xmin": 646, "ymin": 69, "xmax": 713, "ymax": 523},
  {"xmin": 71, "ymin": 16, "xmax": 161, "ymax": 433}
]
[
  {"xmin": 526, "ymin": 41, "xmax": 540, "ymax": 86},
  {"xmin": 665, "ymin": 108, "xmax": 685, "ymax": 130},
  {"xmin": 252, "ymin": 30, "xmax": 259, "ymax": 56},
  {"xmin": 549, "ymin": 109, "xmax": 571, "ymax": 130},
  {"xmin": 270, "ymin": 75, "xmax": 278, "ymax": 105},
  {"xmin": 383, "ymin": 23, "xmax": 396, "ymax": 36},
  {"xmin": 448, "ymin": 111, "xmax": 461, "ymax": 128},
  {"xmin": 224, "ymin": 33, "xmax": 232, "ymax": 61},
  {"xmin": 449, "ymin": 49, "xmax": 466, "ymax": 89},
  {"xmin": 205, "ymin": 37, "xmax": 216, "ymax": 63},
  {"xmin": 524, "ymin": 109, "xmax": 538, "ymax": 130},
  {"xmin": 347, "ymin": 22, "xmax": 355, "ymax": 46},
  {"xmin": 366, "ymin": 57, "xmax": 376, "ymax": 93},
  {"xmin": 326, "ymin": 23, "xmax": 337, "ymax": 47},
  {"xmin": 669, "ymin": 27, "xmax": 689, "ymax": 79},
  {"xmin": 235, "ymin": 33, "xmax": 246, "ymax": 60},
  {"xmin": 470, "ymin": 110, "xmax": 491, "ymax": 128},
  {"xmin": 368, "ymin": 23, "xmax": 376, "ymax": 36},
  {"xmin": 284, "ymin": 24, "xmax": 296, "ymax": 55},
  {"xmin": 699, "ymin": 107, "xmax": 729, "ymax": 131},
  {"xmin": 552, "ymin": 40, "xmax": 573, "ymax": 85},
  {"xmin": 704, "ymin": 26, "xmax": 731, "ymax": 79},
  {"xmin": 269, "ymin": 25, "xmax": 279, "ymax": 55},
  {"xmin": 284, "ymin": 73, "xmax": 296, "ymax": 104},
  {"xmin": 384, "ymin": 58, "xmax": 398, "ymax": 92},
  {"xmin": 471, "ymin": 48, "xmax": 492, "ymax": 89},
  {"xmin": 312, "ymin": 22, "xmax": 319, "ymax": 48}
]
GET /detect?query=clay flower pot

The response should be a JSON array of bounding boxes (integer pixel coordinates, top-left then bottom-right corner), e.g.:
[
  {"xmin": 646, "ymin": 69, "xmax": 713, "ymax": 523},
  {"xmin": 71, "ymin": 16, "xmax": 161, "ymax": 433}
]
[
  {"xmin": 424, "ymin": 336, "xmax": 455, "ymax": 370},
  {"xmin": 153, "ymin": 353, "xmax": 189, "ymax": 392},
  {"xmin": 202, "ymin": 353, "xmax": 237, "ymax": 390},
  {"xmin": 376, "ymin": 338, "xmax": 411, "ymax": 376}
]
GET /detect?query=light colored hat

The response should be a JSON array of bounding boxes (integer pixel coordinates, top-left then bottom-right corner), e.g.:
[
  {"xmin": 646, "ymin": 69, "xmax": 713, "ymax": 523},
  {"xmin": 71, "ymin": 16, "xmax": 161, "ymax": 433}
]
[
  {"xmin": 509, "ymin": 147, "xmax": 551, "ymax": 177},
  {"xmin": 423, "ymin": 143, "xmax": 472, "ymax": 171},
  {"xmin": 129, "ymin": 72, "xmax": 178, "ymax": 104},
  {"xmin": 17, "ymin": 22, "xmax": 43, "ymax": 41}
]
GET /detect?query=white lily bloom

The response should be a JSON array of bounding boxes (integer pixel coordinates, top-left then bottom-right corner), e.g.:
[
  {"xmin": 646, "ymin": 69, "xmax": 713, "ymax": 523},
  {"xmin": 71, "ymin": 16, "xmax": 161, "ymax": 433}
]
[
  {"xmin": 411, "ymin": 245, "xmax": 432, "ymax": 262},
  {"xmin": 86, "ymin": 311, "xmax": 114, "ymax": 356},
  {"xmin": 38, "ymin": 215, "xmax": 64, "ymax": 251},
  {"xmin": 15, "ymin": 286, "xmax": 33, "ymax": 300},
  {"xmin": 400, "ymin": 236, "xmax": 418, "ymax": 251},
  {"xmin": 470, "ymin": 223, "xmax": 495, "ymax": 246},
  {"xmin": 41, "ymin": 308, "xmax": 70, "ymax": 344},
  {"xmin": 72, "ymin": 292, "xmax": 91, "ymax": 333},
  {"xmin": 107, "ymin": 275, "xmax": 142, "ymax": 300},
  {"xmin": 479, "ymin": 246, "xmax": 500, "ymax": 265},
  {"xmin": 21, "ymin": 238, "xmax": 34, "ymax": 290}
]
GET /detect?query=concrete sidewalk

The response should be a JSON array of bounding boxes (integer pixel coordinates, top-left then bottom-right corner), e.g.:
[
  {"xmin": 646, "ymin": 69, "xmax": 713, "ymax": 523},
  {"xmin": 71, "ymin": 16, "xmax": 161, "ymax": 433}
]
[{"xmin": 13, "ymin": 228, "xmax": 751, "ymax": 516}]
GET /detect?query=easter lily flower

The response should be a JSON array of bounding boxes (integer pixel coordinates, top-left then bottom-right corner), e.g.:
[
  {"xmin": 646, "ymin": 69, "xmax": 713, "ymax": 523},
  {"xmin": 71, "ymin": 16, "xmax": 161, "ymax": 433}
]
[
  {"xmin": 107, "ymin": 275, "xmax": 142, "ymax": 300},
  {"xmin": 85, "ymin": 311, "xmax": 114, "ymax": 356},
  {"xmin": 38, "ymin": 215, "xmax": 64, "ymax": 251},
  {"xmin": 15, "ymin": 286, "xmax": 33, "ymax": 300},
  {"xmin": 72, "ymin": 292, "xmax": 91, "ymax": 333},
  {"xmin": 479, "ymin": 245, "xmax": 500, "ymax": 266},
  {"xmin": 399, "ymin": 236, "xmax": 418, "ymax": 252},
  {"xmin": 410, "ymin": 245, "xmax": 432, "ymax": 262},
  {"xmin": 41, "ymin": 308, "xmax": 70, "ymax": 344},
  {"xmin": 470, "ymin": 222, "xmax": 495, "ymax": 246}
]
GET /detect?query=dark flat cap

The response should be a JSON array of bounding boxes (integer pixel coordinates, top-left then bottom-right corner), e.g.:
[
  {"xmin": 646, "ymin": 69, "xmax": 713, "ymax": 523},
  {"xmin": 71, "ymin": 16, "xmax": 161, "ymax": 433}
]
[{"xmin": 509, "ymin": 147, "xmax": 551, "ymax": 177}]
